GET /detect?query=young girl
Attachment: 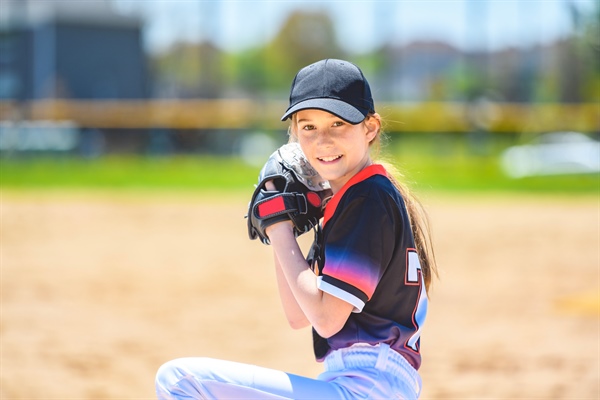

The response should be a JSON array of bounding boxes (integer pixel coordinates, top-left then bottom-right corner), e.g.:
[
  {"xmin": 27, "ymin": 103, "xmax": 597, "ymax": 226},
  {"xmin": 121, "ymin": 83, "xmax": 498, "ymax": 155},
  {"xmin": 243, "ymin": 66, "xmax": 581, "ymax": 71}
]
[{"xmin": 155, "ymin": 59, "xmax": 437, "ymax": 399}]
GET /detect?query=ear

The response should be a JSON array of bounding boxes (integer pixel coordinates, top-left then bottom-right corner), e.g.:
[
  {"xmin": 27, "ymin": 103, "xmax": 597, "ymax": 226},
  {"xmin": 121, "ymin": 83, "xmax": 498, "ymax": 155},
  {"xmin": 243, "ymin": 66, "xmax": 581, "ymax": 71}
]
[{"xmin": 364, "ymin": 113, "xmax": 381, "ymax": 142}]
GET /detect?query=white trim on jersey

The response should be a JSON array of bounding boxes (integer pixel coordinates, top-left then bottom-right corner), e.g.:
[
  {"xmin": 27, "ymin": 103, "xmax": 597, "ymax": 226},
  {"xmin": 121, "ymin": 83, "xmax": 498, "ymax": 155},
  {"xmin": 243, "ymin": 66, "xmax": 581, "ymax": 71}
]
[{"xmin": 317, "ymin": 276, "xmax": 365, "ymax": 313}]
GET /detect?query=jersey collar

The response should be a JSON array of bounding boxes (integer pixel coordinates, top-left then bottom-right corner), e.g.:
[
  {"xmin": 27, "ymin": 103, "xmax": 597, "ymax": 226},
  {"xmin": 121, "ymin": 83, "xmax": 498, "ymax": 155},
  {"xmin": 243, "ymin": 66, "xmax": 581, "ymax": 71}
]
[{"xmin": 323, "ymin": 164, "xmax": 388, "ymax": 227}]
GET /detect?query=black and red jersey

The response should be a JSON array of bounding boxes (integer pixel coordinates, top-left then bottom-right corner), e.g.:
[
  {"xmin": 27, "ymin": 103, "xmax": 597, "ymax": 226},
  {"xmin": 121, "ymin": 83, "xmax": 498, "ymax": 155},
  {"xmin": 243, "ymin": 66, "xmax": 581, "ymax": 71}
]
[{"xmin": 308, "ymin": 164, "xmax": 428, "ymax": 370}]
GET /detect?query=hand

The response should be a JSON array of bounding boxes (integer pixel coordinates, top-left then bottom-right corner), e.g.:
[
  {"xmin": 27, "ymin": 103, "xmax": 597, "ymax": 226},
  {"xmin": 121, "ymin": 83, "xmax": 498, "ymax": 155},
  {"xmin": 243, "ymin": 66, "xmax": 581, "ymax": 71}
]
[{"xmin": 246, "ymin": 142, "xmax": 331, "ymax": 245}]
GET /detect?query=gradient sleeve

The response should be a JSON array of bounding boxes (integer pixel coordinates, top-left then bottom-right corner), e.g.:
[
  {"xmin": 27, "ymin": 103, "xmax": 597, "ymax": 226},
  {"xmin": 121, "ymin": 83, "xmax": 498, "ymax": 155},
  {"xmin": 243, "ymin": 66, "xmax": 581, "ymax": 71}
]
[{"xmin": 318, "ymin": 193, "xmax": 396, "ymax": 312}]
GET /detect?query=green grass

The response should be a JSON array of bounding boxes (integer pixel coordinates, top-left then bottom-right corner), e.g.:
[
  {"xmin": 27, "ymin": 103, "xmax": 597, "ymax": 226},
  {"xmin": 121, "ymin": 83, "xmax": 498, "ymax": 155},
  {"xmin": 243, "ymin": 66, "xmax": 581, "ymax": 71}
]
[
  {"xmin": 394, "ymin": 155, "xmax": 599, "ymax": 194},
  {"xmin": 1, "ymin": 131, "xmax": 599, "ymax": 197},
  {"xmin": 384, "ymin": 133, "xmax": 600, "ymax": 195},
  {"xmin": 0, "ymin": 156, "xmax": 260, "ymax": 191}
]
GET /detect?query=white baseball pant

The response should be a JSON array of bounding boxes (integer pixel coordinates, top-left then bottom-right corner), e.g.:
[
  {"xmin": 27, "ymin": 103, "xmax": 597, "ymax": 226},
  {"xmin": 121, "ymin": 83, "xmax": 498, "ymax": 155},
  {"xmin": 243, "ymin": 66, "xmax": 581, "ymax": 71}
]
[{"xmin": 155, "ymin": 343, "xmax": 421, "ymax": 399}]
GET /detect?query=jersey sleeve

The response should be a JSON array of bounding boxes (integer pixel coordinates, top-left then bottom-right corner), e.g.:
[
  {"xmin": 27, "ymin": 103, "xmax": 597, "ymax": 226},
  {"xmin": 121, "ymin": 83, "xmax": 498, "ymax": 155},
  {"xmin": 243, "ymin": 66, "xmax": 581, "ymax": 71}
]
[{"xmin": 317, "ymin": 189, "xmax": 397, "ymax": 312}]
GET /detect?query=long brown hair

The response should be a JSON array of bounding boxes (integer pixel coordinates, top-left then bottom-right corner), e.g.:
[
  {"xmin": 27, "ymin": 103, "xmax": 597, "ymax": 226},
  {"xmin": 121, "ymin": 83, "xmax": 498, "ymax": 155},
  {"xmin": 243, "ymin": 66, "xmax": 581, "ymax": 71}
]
[
  {"xmin": 367, "ymin": 114, "xmax": 438, "ymax": 292},
  {"xmin": 376, "ymin": 159, "xmax": 439, "ymax": 292},
  {"xmin": 288, "ymin": 113, "xmax": 438, "ymax": 292}
]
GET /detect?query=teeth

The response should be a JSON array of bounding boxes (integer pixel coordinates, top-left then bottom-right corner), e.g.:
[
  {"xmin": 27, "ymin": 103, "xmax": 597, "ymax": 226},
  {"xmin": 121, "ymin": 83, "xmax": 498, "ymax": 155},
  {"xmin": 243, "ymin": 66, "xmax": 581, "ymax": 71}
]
[{"xmin": 319, "ymin": 155, "xmax": 342, "ymax": 162}]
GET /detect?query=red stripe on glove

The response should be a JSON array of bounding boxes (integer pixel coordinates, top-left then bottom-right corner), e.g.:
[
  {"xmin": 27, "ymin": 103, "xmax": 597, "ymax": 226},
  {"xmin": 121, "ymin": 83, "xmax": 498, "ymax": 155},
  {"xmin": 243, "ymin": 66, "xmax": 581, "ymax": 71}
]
[{"xmin": 258, "ymin": 197, "xmax": 286, "ymax": 217}]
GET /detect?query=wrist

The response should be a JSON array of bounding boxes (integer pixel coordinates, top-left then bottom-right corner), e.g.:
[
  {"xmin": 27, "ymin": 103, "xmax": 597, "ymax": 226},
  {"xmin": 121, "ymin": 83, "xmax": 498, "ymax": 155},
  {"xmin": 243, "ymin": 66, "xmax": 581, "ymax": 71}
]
[{"xmin": 265, "ymin": 220, "xmax": 294, "ymax": 239}]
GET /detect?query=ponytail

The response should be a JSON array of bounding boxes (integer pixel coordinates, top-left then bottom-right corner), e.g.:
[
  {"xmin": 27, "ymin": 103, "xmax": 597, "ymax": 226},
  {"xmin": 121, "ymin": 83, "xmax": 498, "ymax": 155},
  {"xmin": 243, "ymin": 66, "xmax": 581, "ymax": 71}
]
[
  {"xmin": 378, "ymin": 161, "xmax": 438, "ymax": 292},
  {"xmin": 368, "ymin": 116, "xmax": 438, "ymax": 292}
]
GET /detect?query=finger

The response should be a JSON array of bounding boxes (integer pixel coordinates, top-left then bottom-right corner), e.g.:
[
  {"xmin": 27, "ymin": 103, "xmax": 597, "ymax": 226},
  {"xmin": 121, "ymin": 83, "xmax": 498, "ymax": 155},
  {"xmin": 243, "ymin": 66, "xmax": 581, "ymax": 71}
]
[{"xmin": 265, "ymin": 180, "xmax": 276, "ymax": 191}]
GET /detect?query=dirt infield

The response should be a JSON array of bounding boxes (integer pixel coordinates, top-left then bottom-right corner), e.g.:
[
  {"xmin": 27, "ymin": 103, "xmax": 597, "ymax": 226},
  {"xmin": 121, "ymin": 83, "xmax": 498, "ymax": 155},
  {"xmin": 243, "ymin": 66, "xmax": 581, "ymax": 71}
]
[{"xmin": 1, "ymin": 190, "xmax": 598, "ymax": 398}]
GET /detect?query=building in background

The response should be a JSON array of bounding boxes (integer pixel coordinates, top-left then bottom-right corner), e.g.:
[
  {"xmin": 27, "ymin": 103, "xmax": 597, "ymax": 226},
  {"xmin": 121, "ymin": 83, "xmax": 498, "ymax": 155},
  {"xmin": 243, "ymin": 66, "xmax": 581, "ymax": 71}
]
[
  {"xmin": 0, "ymin": 0, "xmax": 148, "ymax": 101},
  {"xmin": 0, "ymin": 0, "xmax": 149, "ymax": 156}
]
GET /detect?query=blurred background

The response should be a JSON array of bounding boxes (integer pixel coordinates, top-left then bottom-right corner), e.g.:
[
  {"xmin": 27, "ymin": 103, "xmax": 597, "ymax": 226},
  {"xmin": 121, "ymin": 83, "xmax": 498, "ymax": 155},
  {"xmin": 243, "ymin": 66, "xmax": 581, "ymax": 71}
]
[
  {"xmin": 0, "ymin": 0, "xmax": 598, "ymax": 191},
  {"xmin": 1, "ymin": 1, "xmax": 599, "ymax": 398}
]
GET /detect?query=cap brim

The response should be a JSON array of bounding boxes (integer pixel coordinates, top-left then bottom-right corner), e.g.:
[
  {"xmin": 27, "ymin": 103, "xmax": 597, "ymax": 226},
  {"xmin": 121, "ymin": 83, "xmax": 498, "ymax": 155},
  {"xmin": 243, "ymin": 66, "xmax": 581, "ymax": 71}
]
[{"xmin": 280, "ymin": 98, "xmax": 367, "ymax": 125}]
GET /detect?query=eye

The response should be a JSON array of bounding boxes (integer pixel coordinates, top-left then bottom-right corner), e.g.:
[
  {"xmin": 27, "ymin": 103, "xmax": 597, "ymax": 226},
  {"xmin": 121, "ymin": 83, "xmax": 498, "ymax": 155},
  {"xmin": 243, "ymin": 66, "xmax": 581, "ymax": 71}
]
[
  {"xmin": 332, "ymin": 121, "xmax": 344, "ymax": 127},
  {"xmin": 302, "ymin": 124, "xmax": 316, "ymax": 131}
]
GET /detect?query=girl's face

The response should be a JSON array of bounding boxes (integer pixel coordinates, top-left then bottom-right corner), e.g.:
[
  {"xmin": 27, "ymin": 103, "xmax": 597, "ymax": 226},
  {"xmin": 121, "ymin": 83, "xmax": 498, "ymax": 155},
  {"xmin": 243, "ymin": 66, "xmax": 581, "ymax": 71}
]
[{"xmin": 293, "ymin": 109, "xmax": 380, "ymax": 193}]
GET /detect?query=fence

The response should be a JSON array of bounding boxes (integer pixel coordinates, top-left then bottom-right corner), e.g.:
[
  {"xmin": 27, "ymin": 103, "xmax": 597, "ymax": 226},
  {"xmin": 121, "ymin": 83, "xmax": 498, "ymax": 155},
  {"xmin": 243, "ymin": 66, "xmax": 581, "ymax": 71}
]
[{"xmin": 1, "ymin": 100, "xmax": 597, "ymax": 133}]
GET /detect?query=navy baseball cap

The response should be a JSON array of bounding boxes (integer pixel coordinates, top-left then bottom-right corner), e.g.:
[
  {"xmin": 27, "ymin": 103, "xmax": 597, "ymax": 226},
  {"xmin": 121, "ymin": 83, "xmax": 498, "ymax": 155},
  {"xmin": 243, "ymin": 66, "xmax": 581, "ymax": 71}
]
[{"xmin": 281, "ymin": 59, "xmax": 375, "ymax": 124}]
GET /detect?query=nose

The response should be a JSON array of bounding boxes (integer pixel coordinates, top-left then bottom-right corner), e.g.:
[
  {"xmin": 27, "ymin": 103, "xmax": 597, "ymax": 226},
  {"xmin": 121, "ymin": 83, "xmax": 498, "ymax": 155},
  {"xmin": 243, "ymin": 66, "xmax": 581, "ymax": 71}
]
[{"xmin": 317, "ymin": 129, "xmax": 334, "ymax": 146}]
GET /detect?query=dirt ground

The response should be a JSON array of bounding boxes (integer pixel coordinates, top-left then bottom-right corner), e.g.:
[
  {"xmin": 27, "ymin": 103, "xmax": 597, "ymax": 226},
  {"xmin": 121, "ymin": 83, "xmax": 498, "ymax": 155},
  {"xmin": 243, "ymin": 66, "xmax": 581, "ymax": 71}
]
[{"xmin": 1, "ymin": 190, "xmax": 598, "ymax": 399}]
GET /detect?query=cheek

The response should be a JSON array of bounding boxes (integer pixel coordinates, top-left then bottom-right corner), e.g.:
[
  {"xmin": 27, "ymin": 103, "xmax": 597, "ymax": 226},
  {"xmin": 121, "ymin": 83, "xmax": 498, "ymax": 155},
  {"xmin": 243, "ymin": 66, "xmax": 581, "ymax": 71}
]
[
  {"xmin": 297, "ymin": 136, "xmax": 313, "ymax": 153},
  {"xmin": 301, "ymin": 146, "xmax": 315, "ymax": 164}
]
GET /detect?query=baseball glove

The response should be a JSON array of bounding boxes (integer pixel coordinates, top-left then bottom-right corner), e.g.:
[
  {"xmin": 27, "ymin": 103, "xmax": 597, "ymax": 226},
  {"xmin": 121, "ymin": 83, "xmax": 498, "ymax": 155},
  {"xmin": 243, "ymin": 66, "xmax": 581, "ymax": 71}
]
[{"xmin": 247, "ymin": 142, "xmax": 332, "ymax": 245}]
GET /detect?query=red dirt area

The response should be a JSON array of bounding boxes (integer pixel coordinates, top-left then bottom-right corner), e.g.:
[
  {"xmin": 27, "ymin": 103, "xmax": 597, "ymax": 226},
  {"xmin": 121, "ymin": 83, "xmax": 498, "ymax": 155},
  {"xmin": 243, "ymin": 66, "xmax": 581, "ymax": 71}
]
[{"xmin": 1, "ymin": 190, "xmax": 598, "ymax": 398}]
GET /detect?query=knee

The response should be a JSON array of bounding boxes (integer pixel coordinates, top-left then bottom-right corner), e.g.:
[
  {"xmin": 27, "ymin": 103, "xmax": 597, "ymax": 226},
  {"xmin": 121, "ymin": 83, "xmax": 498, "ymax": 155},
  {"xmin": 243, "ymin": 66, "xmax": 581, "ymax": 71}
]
[
  {"xmin": 155, "ymin": 358, "xmax": 182, "ymax": 395},
  {"xmin": 155, "ymin": 357, "xmax": 214, "ymax": 393},
  {"xmin": 155, "ymin": 358, "xmax": 196, "ymax": 395}
]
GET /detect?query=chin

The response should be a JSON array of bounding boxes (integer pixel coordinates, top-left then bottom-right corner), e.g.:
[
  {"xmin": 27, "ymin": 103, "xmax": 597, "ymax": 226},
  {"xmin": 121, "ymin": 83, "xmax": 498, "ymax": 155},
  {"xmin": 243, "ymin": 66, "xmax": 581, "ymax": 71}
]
[{"xmin": 319, "ymin": 172, "xmax": 339, "ymax": 182}]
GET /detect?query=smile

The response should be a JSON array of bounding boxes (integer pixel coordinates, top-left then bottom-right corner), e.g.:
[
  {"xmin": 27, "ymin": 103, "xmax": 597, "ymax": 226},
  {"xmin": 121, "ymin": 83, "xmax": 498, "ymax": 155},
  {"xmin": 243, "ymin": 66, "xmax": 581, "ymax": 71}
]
[{"xmin": 318, "ymin": 155, "xmax": 342, "ymax": 162}]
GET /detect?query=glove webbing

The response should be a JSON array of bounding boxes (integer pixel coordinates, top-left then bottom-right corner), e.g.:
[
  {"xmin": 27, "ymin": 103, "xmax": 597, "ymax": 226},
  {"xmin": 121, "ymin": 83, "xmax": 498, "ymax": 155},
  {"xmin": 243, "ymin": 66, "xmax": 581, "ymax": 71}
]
[{"xmin": 256, "ymin": 192, "xmax": 308, "ymax": 219}]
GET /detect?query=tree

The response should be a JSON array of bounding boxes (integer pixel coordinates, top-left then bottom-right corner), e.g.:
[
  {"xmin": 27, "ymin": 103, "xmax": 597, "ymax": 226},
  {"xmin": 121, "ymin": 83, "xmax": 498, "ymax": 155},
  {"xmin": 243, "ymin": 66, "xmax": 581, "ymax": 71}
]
[{"xmin": 262, "ymin": 10, "xmax": 346, "ymax": 94}]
